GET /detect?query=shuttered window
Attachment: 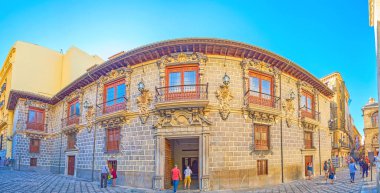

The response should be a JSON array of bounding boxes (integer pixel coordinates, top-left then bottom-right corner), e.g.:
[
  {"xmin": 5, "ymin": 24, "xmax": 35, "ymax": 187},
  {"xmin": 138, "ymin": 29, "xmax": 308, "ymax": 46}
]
[
  {"xmin": 30, "ymin": 158, "xmax": 37, "ymax": 166},
  {"xmin": 27, "ymin": 107, "xmax": 45, "ymax": 131},
  {"xmin": 67, "ymin": 133, "xmax": 76, "ymax": 150},
  {"xmin": 106, "ymin": 128, "xmax": 121, "ymax": 152},
  {"xmin": 304, "ymin": 132, "xmax": 313, "ymax": 149},
  {"xmin": 254, "ymin": 124, "xmax": 269, "ymax": 150},
  {"xmin": 29, "ymin": 139, "xmax": 40, "ymax": 153},
  {"xmin": 257, "ymin": 160, "xmax": 268, "ymax": 175}
]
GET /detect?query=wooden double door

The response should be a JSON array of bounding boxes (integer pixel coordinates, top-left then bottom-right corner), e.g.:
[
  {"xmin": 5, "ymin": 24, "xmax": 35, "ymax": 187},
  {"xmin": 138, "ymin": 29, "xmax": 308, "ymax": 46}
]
[{"xmin": 68, "ymin": 156, "xmax": 75, "ymax": 176}]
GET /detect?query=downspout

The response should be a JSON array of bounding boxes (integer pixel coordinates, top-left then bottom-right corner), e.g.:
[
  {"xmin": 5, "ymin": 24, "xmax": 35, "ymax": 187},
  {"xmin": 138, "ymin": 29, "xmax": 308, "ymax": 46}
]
[
  {"xmin": 279, "ymin": 73, "xmax": 284, "ymax": 183},
  {"xmin": 58, "ymin": 102, "xmax": 65, "ymax": 174},
  {"xmin": 91, "ymin": 82, "xmax": 99, "ymax": 182},
  {"xmin": 318, "ymin": 96, "xmax": 321, "ymax": 175}
]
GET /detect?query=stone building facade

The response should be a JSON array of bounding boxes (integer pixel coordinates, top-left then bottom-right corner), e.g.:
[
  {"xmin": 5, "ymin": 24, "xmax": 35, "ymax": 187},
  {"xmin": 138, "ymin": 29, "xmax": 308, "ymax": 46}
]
[
  {"xmin": 7, "ymin": 38, "xmax": 333, "ymax": 191},
  {"xmin": 363, "ymin": 98, "xmax": 379, "ymax": 156}
]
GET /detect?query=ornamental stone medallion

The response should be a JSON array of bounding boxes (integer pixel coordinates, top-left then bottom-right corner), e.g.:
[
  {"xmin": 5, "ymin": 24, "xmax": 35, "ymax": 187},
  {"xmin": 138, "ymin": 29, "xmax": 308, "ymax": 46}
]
[
  {"xmin": 137, "ymin": 89, "xmax": 152, "ymax": 124},
  {"xmin": 215, "ymin": 84, "xmax": 233, "ymax": 120}
]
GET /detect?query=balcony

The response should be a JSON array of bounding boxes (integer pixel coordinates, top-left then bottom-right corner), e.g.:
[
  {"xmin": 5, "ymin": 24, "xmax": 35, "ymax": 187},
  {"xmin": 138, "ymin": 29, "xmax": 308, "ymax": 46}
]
[
  {"xmin": 95, "ymin": 97, "xmax": 128, "ymax": 126},
  {"xmin": 244, "ymin": 90, "xmax": 281, "ymax": 115},
  {"xmin": 155, "ymin": 84, "xmax": 209, "ymax": 110},
  {"xmin": 96, "ymin": 97, "xmax": 127, "ymax": 116},
  {"xmin": 26, "ymin": 122, "xmax": 45, "ymax": 132},
  {"xmin": 299, "ymin": 106, "xmax": 320, "ymax": 130},
  {"xmin": 61, "ymin": 114, "xmax": 81, "ymax": 134}
]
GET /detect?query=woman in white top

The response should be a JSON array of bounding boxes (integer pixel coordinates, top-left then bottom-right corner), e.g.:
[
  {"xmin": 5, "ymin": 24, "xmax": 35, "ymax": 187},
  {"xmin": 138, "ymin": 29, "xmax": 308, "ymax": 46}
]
[{"xmin": 183, "ymin": 166, "xmax": 193, "ymax": 190}]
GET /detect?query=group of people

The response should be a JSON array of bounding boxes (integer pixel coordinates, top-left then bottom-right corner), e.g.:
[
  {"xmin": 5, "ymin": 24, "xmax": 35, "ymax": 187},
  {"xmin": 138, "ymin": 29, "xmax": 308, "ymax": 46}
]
[
  {"xmin": 323, "ymin": 159, "xmax": 336, "ymax": 184},
  {"xmin": 100, "ymin": 164, "xmax": 118, "ymax": 188},
  {"xmin": 171, "ymin": 164, "xmax": 193, "ymax": 192}
]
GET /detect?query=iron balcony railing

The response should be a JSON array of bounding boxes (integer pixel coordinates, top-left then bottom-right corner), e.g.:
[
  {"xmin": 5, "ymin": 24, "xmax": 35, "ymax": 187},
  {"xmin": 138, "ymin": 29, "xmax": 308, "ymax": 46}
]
[
  {"xmin": 96, "ymin": 97, "xmax": 127, "ymax": 115},
  {"xmin": 300, "ymin": 106, "xmax": 320, "ymax": 121},
  {"xmin": 26, "ymin": 122, "xmax": 46, "ymax": 132},
  {"xmin": 244, "ymin": 90, "xmax": 281, "ymax": 109},
  {"xmin": 155, "ymin": 84, "xmax": 208, "ymax": 102},
  {"xmin": 62, "ymin": 113, "xmax": 81, "ymax": 127}
]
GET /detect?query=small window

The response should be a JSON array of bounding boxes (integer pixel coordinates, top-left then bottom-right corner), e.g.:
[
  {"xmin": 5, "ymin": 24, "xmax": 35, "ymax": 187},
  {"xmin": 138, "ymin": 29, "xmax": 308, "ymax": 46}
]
[
  {"xmin": 372, "ymin": 112, "xmax": 378, "ymax": 127},
  {"xmin": 257, "ymin": 160, "xmax": 268, "ymax": 175},
  {"xmin": 67, "ymin": 133, "xmax": 76, "ymax": 150},
  {"xmin": 304, "ymin": 132, "xmax": 313, "ymax": 149},
  {"xmin": 254, "ymin": 124, "xmax": 269, "ymax": 150},
  {"xmin": 30, "ymin": 139, "xmax": 40, "ymax": 153},
  {"xmin": 106, "ymin": 128, "xmax": 121, "ymax": 152},
  {"xmin": 30, "ymin": 158, "xmax": 37, "ymax": 166}
]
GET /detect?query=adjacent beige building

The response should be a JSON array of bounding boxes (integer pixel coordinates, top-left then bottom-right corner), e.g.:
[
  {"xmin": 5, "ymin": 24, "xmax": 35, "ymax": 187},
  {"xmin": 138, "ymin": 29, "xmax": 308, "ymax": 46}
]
[
  {"xmin": 0, "ymin": 41, "xmax": 102, "ymax": 159},
  {"xmin": 363, "ymin": 98, "xmax": 379, "ymax": 156}
]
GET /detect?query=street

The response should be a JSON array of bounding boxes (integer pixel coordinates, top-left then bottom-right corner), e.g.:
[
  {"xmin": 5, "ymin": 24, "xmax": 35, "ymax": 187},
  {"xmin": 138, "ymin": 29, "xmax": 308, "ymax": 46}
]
[{"xmin": 0, "ymin": 168, "xmax": 377, "ymax": 193}]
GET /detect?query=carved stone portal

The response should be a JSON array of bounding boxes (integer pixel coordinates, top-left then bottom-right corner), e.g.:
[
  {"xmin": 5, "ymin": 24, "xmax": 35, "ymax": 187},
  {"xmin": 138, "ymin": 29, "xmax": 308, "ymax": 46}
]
[
  {"xmin": 154, "ymin": 108, "xmax": 212, "ymax": 129},
  {"xmin": 215, "ymin": 84, "xmax": 233, "ymax": 120},
  {"xmin": 137, "ymin": 89, "xmax": 152, "ymax": 124}
]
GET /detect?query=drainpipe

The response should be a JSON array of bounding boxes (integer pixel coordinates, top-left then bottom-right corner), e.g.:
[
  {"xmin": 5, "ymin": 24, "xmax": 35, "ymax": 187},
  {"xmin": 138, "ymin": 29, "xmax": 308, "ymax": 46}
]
[
  {"xmin": 279, "ymin": 73, "xmax": 284, "ymax": 183},
  {"xmin": 58, "ymin": 102, "xmax": 65, "ymax": 174},
  {"xmin": 91, "ymin": 82, "xmax": 99, "ymax": 182},
  {"xmin": 318, "ymin": 98, "xmax": 321, "ymax": 175}
]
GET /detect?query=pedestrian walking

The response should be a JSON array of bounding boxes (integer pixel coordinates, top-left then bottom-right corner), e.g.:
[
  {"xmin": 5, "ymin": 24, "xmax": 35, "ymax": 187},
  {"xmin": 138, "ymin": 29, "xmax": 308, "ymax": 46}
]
[
  {"xmin": 183, "ymin": 165, "xmax": 192, "ymax": 190},
  {"xmin": 100, "ymin": 164, "xmax": 110, "ymax": 188},
  {"xmin": 323, "ymin": 161, "xmax": 329, "ymax": 182},
  {"xmin": 348, "ymin": 158, "xmax": 357, "ymax": 183},
  {"xmin": 359, "ymin": 158, "xmax": 364, "ymax": 174},
  {"xmin": 362, "ymin": 160, "xmax": 369, "ymax": 178},
  {"xmin": 307, "ymin": 162, "xmax": 313, "ymax": 180},
  {"xmin": 328, "ymin": 164, "xmax": 335, "ymax": 184},
  {"xmin": 111, "ymin": 166, "xmax": 117, "ymax": 187},
  {"xmin": 171, "ymin": 164, "xmax": 182, "ymax": 193}
]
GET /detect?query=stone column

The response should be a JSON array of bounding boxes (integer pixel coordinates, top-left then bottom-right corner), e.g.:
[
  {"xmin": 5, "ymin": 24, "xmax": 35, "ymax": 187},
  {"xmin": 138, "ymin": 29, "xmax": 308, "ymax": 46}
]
[
  {"xmin": 153, "ymin": 135, "xmax": 164, "ymax": 190},
  {"xmin": 200, "ymin": 132, "xmax": 210, "ymax": 191}
]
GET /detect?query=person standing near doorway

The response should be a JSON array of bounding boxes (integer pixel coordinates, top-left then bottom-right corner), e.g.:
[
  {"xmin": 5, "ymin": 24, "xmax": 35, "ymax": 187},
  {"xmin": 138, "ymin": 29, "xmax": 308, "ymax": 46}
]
[
  {"xmin": 171, "ymin": 164, "xmax": 182, "ymax": 193},
  {"xmin": 100, "ymin": 164, "xmax": 110, "ymax": 188},
  {"xmin": 111, "ymin": 166, "xmax": 117, "ymax": 187},
  {"xmin": 307, "ymin": 162, "xmax": 313, "ymax": 180},
  {"xmin": 183, "ymin": 165, "xmax": 192, "ymax": 190}
]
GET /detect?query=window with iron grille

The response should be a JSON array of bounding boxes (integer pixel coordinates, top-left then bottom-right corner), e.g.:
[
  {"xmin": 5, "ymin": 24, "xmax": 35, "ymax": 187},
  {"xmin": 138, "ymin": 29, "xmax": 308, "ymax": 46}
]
[
  {"xmin": 27, "ymin": 107, "xmax": 45, "ymax": 131},
  {"xmin": 103, "ymin": 79, "xmax": 126, "ymax": 114},
  {"xmin": 106, "ymin": 128, "xmax": 121, "ymax": 152},
  {"xmin": 30, "ymin": 158, "xmax": 37, "ymax": 166},
  {"xmin": 248, "ymin": 71, "xmax": 274, "ymax": 107},
  {"xmin": 301, "ymin": 90, "xmax": 314, "ymax": 119},
  {"xmin": 254, "ymin": 124, "xmax": 269, "ymax": 150},
  {"xmin": 257, "ymin": 160, "xmax": 268, "ymax": 175},
  {"xmin": 67, "ymin": 133, "xmax": 76, "ymax": 150},
  {"xmin": 29, "ymin": 139, "xmax": 40, "ymax": 153},
  {"xmin": 304, "ymin": 132, "xmax": 313, "ymax": 149}
]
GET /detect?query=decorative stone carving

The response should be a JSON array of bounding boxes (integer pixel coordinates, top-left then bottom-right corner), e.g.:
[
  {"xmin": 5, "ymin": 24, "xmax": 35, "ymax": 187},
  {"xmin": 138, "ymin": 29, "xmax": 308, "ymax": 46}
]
[
  {"xmin": 249, "ymin": 111, "xmax": 277, "ymax": 125},
  {"xmin": 157, "ymin": 52, "xmax": 208, "ymax": 86},
  {"xmin": 85, "ymin": 105, "xmax": 95, "ymax": 132},
  {"xmin": 98, "ymin": 116, "xmax": 126, "ymax": 128},
  {"xmin": 136, "ymin": 89, "xmax": 152, "ymax": 124},
  {"xmin": 201, "ymin": 175, "xmax": 210, "ymax": 191},
  {"xmin": 154, "ymin": 108, "xmax": 212, "ymax": 129},
  {"xmin": 283, "ymin": 98, "xmax": 295, "ymax": 127},
  {"xmin": 215, "ymin": 84, "xmax": 233, "ymax": 120}
]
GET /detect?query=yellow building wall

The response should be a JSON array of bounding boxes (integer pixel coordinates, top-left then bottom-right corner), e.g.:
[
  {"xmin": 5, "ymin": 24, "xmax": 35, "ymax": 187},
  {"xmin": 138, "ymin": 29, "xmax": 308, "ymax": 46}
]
[{"xmin": 60, "ymin": 46, "xmax": 103, "ymax": 89}]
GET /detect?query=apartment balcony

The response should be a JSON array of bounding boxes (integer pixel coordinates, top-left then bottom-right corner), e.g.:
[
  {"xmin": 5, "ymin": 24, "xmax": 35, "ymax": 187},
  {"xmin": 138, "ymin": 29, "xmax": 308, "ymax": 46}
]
[
  {"xmin": 300, "ymin": 106, "xmax": 320, "ymax": 130},
  {"xmin": 26, "ymin": 122, "xmax": 46, "ymax": 132},
  {"xmin": 61, "ymin": 114, "xmax": 81, "ymax": 134},
  {"xmin": 95, "ymin": 97, "xmax": 128, "ymax": 126},
  {"xmin": 155, "ymin": 84, "xmax": 209, "ymax": 110},
  {"xmin": 244, "ymin": 90, "xmax": 281, "ymax": 116}
]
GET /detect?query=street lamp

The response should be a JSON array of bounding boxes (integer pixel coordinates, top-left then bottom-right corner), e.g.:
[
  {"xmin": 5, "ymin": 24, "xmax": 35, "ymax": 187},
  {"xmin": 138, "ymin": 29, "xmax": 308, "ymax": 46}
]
[
  {"xmin": 223, "ymin": 73, "xmax": 230, "ymax": 86},
  {"xmin": 83, "ymin": 100, "xmax": 90, "ymax": 109},
  {"xmin": 138, "ymin": 80, "xmax": 145, "ymax": 92}
]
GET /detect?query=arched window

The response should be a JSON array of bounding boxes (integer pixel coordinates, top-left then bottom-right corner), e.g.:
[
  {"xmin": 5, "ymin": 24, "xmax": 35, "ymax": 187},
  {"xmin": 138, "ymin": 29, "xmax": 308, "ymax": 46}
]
[{"xmin": 372, "ymin": 112, "xmax": 378, "ymax": 127}]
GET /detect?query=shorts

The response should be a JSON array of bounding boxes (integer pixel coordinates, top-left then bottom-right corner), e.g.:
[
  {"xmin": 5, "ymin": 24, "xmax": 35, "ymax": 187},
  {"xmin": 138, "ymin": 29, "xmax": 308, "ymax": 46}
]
[
  {"xmin": 324, "ymin": 170, "xmax": 328, "ymax": 175},
  {"xmin": 184, "ymin": 176, "xmax": 191, "ymax": 184},
  {"xmin": 308, "ymin": 170, "xmax": 313, "ymax": 176}
]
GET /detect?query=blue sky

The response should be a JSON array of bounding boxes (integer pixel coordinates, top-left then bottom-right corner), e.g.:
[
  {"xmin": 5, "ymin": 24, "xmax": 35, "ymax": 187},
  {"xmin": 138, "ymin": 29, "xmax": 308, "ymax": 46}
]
[{"xmin": 0, "ymin": 0, "xmax": 376, "ymax": 136}]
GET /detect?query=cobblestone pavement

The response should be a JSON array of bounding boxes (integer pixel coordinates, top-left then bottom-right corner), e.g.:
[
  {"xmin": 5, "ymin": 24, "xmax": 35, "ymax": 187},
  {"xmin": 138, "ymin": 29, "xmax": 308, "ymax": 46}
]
[{"xmin": 0, "ymin": 168, "xmax": 378, "ymax": 193}]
